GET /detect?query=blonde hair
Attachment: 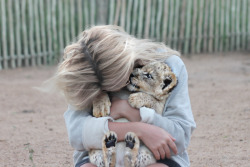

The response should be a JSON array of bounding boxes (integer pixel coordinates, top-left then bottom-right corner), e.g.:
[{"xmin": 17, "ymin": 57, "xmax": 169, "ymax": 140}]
[{"xmin": 53, "ymin": 25, "xmax": 180, "ymax": 110}]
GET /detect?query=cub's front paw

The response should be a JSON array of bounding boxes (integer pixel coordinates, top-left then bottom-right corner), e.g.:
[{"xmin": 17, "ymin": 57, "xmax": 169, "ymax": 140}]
[
  {"xmin": 93, "ymin": 93, "xmax": 111, "ymax": 117},
  {"xmin": 128, "ymin": 92, "xmax": 149, "ymax": 109}
]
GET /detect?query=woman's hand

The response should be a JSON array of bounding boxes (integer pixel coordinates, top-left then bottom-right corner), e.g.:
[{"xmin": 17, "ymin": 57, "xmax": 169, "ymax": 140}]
[
  {"xmin": 109, "ymin": 98, "xmax": 177, "ymax": 160},
  {"xmin": 109, "ymin": 97, "xmax": 141, "ymax": 122},
  {"xmin": 137, "ymin": 123, "xmax": 178, "ymax": 160}
]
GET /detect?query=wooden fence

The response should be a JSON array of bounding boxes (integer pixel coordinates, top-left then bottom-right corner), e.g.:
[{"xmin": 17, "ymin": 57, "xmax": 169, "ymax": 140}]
[{"xmin": 0, "ymin": 0, "xmax": 249, "ymax": 70}]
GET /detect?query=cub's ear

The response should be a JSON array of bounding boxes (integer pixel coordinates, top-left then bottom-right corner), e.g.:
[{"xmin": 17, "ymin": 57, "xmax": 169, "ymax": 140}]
[{"xmin": 162, "ymin": 73, "xmax": 177, "ymax": 94}]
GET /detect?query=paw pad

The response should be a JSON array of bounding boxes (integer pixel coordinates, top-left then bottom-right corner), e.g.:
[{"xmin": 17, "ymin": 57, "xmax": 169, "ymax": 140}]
[
  {"xmin": 125, "ymin": 133, "xmax": 136, "ymax": 149},
  {"xmin": 104, "ymin": 131, "xmax": 117, "ymax": 148}
]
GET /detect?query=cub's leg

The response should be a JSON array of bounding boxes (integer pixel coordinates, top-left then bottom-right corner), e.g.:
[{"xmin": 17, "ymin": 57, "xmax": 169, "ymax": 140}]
[
  {"xmin": 89, "ymin": 150, "xmax": 105, "ymax": 167},
  {"xmin": 128, "ymin": 92, "xmax": 157, "ymax": 109},
  {"xmin": 124, "ymin": 132, "xmax": 140, "ymax": 167},
  {"xmin": 136, "ymin": 146, "xmax": 156, "ymax": 167},
  {"xmin": 93, "ymin": 93, "xmax": 111, "ymax": 117},
  {"xmin": 102, "ymin": 131, "xmax": 117, "ymax": 167}
]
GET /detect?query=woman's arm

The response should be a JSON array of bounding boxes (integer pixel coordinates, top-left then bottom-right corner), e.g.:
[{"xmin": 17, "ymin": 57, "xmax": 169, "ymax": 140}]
[
  {"xmin": 64, "ymin": 106, "xmax": 113, "ymax": 151},
  {"xmin": 108, "ymin": 121, "xmax": 177, "ymax": 160}
]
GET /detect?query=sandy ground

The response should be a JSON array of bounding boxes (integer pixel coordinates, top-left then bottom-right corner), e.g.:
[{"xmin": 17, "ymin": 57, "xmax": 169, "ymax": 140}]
[{"xmin": 0, "ymin": 52, "xmax": 249, "ymax": 167}]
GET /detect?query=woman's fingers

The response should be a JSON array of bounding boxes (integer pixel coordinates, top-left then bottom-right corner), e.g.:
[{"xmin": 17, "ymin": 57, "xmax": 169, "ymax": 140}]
[
  {"xmin": 169, "ymin": 135, "xmax": 176, "ymax": 142},
  {"xmin": 158, "ymin": 147, "xmax": 166, "ymax": 160},
  {"xmin": 139, "ymin": 123, "xmax": 178, "ymax": 160},
  {"xmin": 168, "ymin": 138, "xmax": 178, "ymax": 155},
  {"xmin": 152, "ymin": 149, "xmax": 161, "ymax": 160},
  {"xmin": 163, "ymin": 144, "xmax": 171, "ymax": 159}
]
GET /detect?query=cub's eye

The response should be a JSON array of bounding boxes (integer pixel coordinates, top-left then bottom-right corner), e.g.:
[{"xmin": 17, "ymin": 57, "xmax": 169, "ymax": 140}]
[{"xmin": 144, "ymin": 73, "xmax": 153, "ymax": 79}]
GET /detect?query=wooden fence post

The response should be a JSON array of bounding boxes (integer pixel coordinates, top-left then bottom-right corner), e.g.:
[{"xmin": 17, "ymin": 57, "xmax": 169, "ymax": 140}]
[{"xmin": 1, "ymin": 0, "xmax": 8, "ymax": 69}]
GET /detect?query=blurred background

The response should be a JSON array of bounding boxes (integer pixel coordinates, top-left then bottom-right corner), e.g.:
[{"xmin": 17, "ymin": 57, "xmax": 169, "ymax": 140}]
[
  {"xmin": 0, "ymin": 0, "xmax": 250, "ymax": 167},
  {"xmin": 0, "ymin": 0, "xmax": 249, "ymax": 69}
]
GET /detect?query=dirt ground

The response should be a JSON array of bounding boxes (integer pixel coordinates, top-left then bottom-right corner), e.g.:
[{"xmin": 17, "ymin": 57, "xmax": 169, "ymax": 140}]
[{"xmin": 0, "ymin": 52, "xmax": 249, "ymax": 167}]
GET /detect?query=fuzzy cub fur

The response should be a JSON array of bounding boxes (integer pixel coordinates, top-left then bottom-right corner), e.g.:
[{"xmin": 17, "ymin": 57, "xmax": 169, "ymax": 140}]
[{"xmin": 89, "ymin": 62, "xmax": 177, "ymax": 167}]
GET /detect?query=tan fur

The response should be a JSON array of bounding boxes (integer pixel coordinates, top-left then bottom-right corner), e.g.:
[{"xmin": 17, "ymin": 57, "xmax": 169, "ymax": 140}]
[
  {"xmin": 89, "ymin": 62, "xmax": 177, "ymax": 167},
  {"xmin": 127, "ymin": 61, "xmax": 177, "ymax": 114},
  {"xmin": 93, "ymin": 93, "xmax": 111, "ymax": 117}
]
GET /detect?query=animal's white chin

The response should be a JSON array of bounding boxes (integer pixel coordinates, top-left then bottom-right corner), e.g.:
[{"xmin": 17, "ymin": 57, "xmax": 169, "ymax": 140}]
[{"xmin": 127, "ymin": 83, "xmax": 139, "ymax": 92}]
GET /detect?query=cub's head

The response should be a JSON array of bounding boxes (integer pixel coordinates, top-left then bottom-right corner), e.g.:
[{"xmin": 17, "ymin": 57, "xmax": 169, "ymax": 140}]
[{"xmin": 127, "ymin": 62, "xmax": 177, "ymax": 100}]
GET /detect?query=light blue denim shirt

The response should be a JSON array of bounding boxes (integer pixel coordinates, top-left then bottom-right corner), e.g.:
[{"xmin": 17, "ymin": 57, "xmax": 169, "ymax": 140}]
[{"xmin": 64, "ymin": 55, "xmax": 196, "ymax": 167}]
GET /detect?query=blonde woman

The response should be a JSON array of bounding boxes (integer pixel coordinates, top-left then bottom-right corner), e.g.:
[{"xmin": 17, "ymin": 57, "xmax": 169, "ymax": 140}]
[{"xmin": 54, "ymin": 25, "xmax": 196, "ymax": 167}]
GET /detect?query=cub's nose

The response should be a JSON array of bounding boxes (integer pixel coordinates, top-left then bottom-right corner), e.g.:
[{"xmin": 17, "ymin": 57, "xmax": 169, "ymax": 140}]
[
  {"xmin": 129, "ymin": 73, "xmax": 134, "ymax": 83},
  {"xmin": 130, "ymin": 73, "xmax": 135, "ymax": 78}
]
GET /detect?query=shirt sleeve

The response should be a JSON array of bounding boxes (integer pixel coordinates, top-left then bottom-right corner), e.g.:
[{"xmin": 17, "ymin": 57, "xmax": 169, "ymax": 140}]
[
  {"xmin": 64, "ymin": 105, "xmax": 113, "ymax": 151},
  {"xmin": 139, "ymin": 55, "xmax": 196, "ymax": 154}
]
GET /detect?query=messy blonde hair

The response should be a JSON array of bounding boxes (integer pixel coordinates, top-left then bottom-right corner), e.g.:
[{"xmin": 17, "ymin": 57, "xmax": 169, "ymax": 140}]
[{"xmin": 53, "ymin": 25, "xmax": 180, "ymax": 110}]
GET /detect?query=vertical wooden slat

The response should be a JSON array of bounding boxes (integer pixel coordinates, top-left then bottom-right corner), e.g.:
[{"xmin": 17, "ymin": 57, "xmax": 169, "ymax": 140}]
[
  {"xmin": 83, "ymin": 0, "xmax": 89, "ymax": 27},
  {"xmin": 144, "ymin": 0, "xmax": 151, "ymax": 39},
  {"xmin": 149, "ymin": 0, "xmax": 156, "ymax": 39},
  {"xmin": 219, "ymin": 0, "xmax": 225, "ymax": 52},
  {"xmin": 191, "ymin": 0, "xmax": 198, "ymax": 54},
  {"xmin": 126, "ymin": 0, "xmax": 133, "ymax": 33},
  {"xmin": 8, "ymin": 0, "xmax": 16, "ymax": 68},
  {"xmin": 21, "ymin": 0, "xmax": 29, "ymax": 67},
  {"xmin": 0, "ymin": 0, "xmax": 1, "ymax": 69},
  {"xmin": 246, "ymin": 0, "xmax": 250, "ymax": 50},
  {"xmin": 114, "ymin": 0, "xmax": 121, "ymax": 25},
  {"xmin": 39, "ymin": 0, "xmax": 47, "ymax": 65},
  {"xmin": 70, "ymin": 0, "xmax": 76, "ymax": 40},
  {"xmin": 34, "ymin": 0, "xmax": 41, "ymax": 66},
  {"xmin": 131, "ymin": 0, "xmax": 139, "ymax": 36},
  {"xmin": 208, "ymin": 0, "xmax": 214, "ymax": 52},
  {"xmin": 172, "ymin": 0, "xmax": 180, "ymax": 50},
  {"xmin": 162, "ymin": 0, "xmax": 169, "ymax": 44},
  {"xmin": 214, "ymin": 0, "xmax": 220, "ymax": 52},
  {"xmin": 28, "ymin": 0, "xmax": 35, "ymax": 66},
  {"xmin": 58, "ymin": 0, "xmax": 64, "ymax": 54},
  {"xmin": 137, "ymin": 0, "xmax": 144, "ymax": 38},
  {"xmin": 156, "ymin": 0, "xmax": 163, "ymax": 42},
  {"xmin": 120, "ymin": 0, "xmax": 126, "ymax": 28},
  {"xmin": 235, "ymin": 0, "xmax": 241, "ymax": 50},
  {"xmin": 1, "ymin": 0, "xmax": 8, "ymax": 69},
  {"xmin": 178, "ymin": 0, "xmax": 186, "ymax": 51},
  {"xmin": 77, "ymin": 0, "xmax": 83, "ymax": 33},
  {"xmin": 168, "ymin": 0, "xmax": 174, "ymax": 47},
  {"xmin": 184, "ymin": 0, "xmax": 192, "ymax": 54},
  {"xmin": 108, "ymin": 0, "xmax": 115, "ymax": 24},
  {"xmin": 202, "ymin": 0, "xmax": 209, "ymax": 53},
  {"xmin": 149, "ymin": 1, "xmax": 157, "ymax": 39},
  {"xmin": 241, "ymin": 0, "xmax": 247, "ymax": 50},
  {"xmin": 230, "ymin": 0, "xmax": 235, "ymax": 51},
  {"xmin": 224, "ymin": 0, "xmax": 230, "ymax": 52},
  {"xmin": 46, "ymin": 0, "xmax": 52, "ymax": 64},
  {"xmin": 196, "ymin": 0, "xmax": 204, "ymax": 53},
  {"xmin": 52, "ymin": 0, "xmax": 58, "ymax": 63},
  {"xmin": 64, "ymin": 0, "xmax": 70, "ymax": 45},
  {"xmin": 90, "ymin": 0, "xmax": 96, "ymax": 25},
  {"xmin": 97, "ymin": 0, "xmax": 108, "ymax": 25}
]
